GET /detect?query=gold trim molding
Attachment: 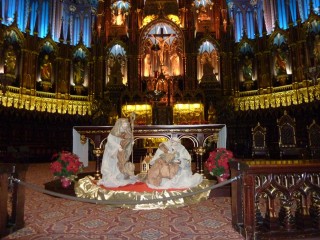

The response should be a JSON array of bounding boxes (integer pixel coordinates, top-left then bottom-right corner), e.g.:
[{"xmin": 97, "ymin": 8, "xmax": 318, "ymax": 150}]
[
  {"xmin": 0, "ymin": 86, "xmax": 92, "ymax": 115},
  {"xmin": 234, "ymin": 84, "xmax": 320, "ymax": 111}
]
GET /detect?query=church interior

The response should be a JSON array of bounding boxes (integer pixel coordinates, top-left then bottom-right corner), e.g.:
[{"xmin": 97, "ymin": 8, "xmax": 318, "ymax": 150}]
[
  {"xmin": 1, "ymin": 0, "xmax": 320, "ymax": 162},
  {"xmin": 0, "ymin": 0, "xmax": 320, "ymax": 160},
  {"xmin": 1, "ymin": 0, "xmax": 320, "ymax": 239}
]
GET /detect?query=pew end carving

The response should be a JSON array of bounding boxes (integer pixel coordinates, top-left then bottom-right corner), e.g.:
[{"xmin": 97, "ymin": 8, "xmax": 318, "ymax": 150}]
[{"xmin": 230, "ymin": 160, "xmax": 320, "ymax": 239}]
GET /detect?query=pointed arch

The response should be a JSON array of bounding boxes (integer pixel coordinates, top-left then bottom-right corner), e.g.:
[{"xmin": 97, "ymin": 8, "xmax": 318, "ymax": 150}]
[
  {"xmin": 196, "ymin": 38, "xmax": 220, "ymax": 82},
  {"xmin": 139, "ymin": 19, "xmax": 184, "ymax": 78},
  {"xmin": 105, "ymin": 40, "xmax": 128, "ymax": 86}
]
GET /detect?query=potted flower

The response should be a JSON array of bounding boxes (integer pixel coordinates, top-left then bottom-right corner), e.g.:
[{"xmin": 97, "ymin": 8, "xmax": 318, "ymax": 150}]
[
  {"xmin": 50, "ymin": 151, "xmax": 84, "ymax": 188},
  {"xmin": 204, "ymin": 148, "xmax": 234, "ymax": 182}
]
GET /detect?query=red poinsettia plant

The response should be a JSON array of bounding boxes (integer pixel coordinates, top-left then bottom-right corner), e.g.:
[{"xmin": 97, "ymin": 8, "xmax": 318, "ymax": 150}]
[
  {"xmin": 205, "ymin": 148, "xmax": 234, "ymax": 177},
  {"xmin": 50, "ymin": 151, "xmax": 84, "ymax": 181}
]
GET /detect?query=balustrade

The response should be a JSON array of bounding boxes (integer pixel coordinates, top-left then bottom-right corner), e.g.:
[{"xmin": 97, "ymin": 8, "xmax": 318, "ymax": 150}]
[{"xmin": 230, "ymin": 160, "xmax": 320, "ymax": 239}]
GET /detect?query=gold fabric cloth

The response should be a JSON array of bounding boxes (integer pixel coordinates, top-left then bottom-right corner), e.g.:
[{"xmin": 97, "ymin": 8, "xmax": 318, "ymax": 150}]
[{"xmin": 75, "ymin": 176, "xmax": 212, "ymax": 209}]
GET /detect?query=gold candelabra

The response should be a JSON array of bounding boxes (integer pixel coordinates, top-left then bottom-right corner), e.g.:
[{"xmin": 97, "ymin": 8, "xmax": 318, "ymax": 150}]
[{"xmin": 194, "ymin": 146, "xmax": 206, "ymax": 178}]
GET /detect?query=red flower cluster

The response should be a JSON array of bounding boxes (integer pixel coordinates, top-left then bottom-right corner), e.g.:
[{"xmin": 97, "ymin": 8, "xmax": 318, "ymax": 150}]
[
  {"xmin": 50, "ymin": 151, "xmax": 83, "ymax": 179},
  {"xmin": 205, "ymin": 148, "xmax": 234, "ymax": 177}
]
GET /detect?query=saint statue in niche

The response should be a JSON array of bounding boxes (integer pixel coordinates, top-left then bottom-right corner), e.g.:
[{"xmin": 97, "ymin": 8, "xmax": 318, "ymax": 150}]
[
  {"xmin": 274, "ymin": 48, "xmax": 287, "ymax": 76},
  {"xmin": 242, "ymin": 56, "xmax": 253, "ymax": 81},
  {"xmin": 198, "ymin": 6, "xmax": 211, "ymax": 21},
  {"xmin": 109, "ymin": 58, "xmax": 123, "ymax": 84},
  {"xmin": 73, "ymin": 61, "xmax": 85, "ymax": 86},
  {"xmin": 200, "ymin": 53, "xmax": 217, "ymax": 82},
  {"xmin": 313, "ymin": 35, "xmax": 320, "ymax": 65},
  {"xmin": 207, "ymin": 103, "xmax": 217, "ymax": 124},
  {"xmin": 155, "ymin": 78, "xmax": 167, "ymax": 92},
  {"xmin": 112, "ymin": 8, "xmax": 125, "ymax": 26},
  {"xmin": 40, "ymin": 54, "xmax": 52, "ymax": 82},
  {"xmin": 4, "ymin": 45, "xmax": 17, "ymax": 76},
  {"xmin": 144, "ymin": 53, "xmax": 152, "ymax": 77},
  {"xmin": 59, "ymin": 78, "xmax": 68, "ymax": 94},
  {"xmin": 170, "ymin": 52, "xmax": 180, "ymax": 76},
  {"xmin": 201, "ymin": 54, "xmax": 213, "ymax": 74}
]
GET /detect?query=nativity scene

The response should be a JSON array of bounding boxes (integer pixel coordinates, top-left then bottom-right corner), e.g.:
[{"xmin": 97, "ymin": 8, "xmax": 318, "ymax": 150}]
[{"xmin": 75, "ymin": 117, "xmax": 210, "ymax": 210}]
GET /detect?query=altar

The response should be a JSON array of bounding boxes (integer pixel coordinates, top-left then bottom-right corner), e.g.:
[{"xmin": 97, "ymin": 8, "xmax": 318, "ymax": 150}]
[{"xmin": 73, "ymin": 124, "xmax": 226, "ymax": 178}]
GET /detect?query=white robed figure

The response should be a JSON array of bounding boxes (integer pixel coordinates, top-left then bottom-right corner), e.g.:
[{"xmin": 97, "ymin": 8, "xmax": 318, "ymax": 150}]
[
  {"xmin": 98, "ymin": 118, "xmax": 137, "ymax": 187},
  {"xmin": 147, "ymin": 137, "xmax": 203, "ymax": 189}
]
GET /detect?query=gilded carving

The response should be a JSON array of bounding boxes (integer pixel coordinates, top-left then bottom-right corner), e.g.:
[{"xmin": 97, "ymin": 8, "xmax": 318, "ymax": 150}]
[
  {"xmin": 80, "ymin": 135, "xmax": 87, "ymax": 144},
  {"xmin": 93, "ymin": 148, "xmax": 104, "ymax": 157},
  {"xmin": 235, "ymin": 85, "xmax": 320, "ymax": 111}
]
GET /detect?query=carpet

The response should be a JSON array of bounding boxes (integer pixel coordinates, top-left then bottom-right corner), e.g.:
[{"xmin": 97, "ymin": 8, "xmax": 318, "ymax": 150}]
[{"xmin": 3, "ymin": 161, "xmax": 244, "ymax": 240}]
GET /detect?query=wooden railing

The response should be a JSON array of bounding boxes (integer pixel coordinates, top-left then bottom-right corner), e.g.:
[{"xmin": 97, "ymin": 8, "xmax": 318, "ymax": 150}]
[
  {"xmin": 230, "ymin": 160, "xmax": 320, "ymax": 239},
  {"xmin": 0, "ymin": 164, "xmax": 28, "ymax": 238}
]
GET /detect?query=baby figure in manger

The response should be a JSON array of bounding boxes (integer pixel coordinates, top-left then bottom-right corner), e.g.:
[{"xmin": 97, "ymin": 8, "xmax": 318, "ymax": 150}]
[
  {"xmin": 98, "ymin": 118, "xmax": 137, "ymax": 188},
  {"xmin": 146, "ymin": 137, "xmax": 203, "ymax": 189}
]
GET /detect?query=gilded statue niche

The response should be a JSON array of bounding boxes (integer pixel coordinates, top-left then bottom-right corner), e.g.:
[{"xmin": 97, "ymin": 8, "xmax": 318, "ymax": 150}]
[
  {"xmin": 140, "ymin": 20, "xmax": 183, "ymax": 89},
  {"xmin": 22, "ymin": 74, "xmax": 34, "ymax": 92},
  {"xmin": 197, "ymin": 40, "xmax": 220, "ymax": 83},
  {"xmin": 270, "ymin": 32, "xmax": 290, "ymax": 86},
  {"xmin": 72, "ymin": 46, "xmax": 90, "ymax": 95},
  {"xmin": 106, "ymin": 43, "xmax": 127, "ymax": 86},
  {"xmin": 110, "ymin": 0, "xmax": 130, "ymax": 26},
  {"xmin": 237, "ymin": 40, "xmax": 254, "ymax": 91}
]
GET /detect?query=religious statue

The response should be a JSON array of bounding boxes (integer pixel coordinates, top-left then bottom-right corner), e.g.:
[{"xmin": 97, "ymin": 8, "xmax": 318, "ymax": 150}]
[
  {"xmin": 170, "ymin": 52, "xmax": 180, "ymax": 76},
  {"xmin": 200, "ymin": 53, "xmax": 217, "ymax": 82},
  {"xmin": 98, "ymin": 118, "xmax": 137, "ymax": 187},
  {"xmin": 274, "ymin": 48, "xmax": 287, "ymax": 76},
  {"xmin": 152, "ymin": 34, "xmax": 174, "ymax": 65},
  {"xmin": 242, "ymin": 56, "xmax": 253, "ymax": 81},
  {"xmin": 314, "ymin": 35, "xmax": 320, "ymax": 65},
  {"xmin": 73, "ymin": 61, "xmax": 84, "ymax": 86},
  {"xmin": 198, "ymin": 6, "xmax": 211, "ymax": 21},
  {"xmin": 40, "ymin": 55, "xmax": 52, "ymax": 82},
  {"xmin": 207, "ymin": 103, "xmax": 217, "ymax": 124},
  {"xmin": 296, "ymin": 65, "xmax": 305, "ymax": 82},
  {"xmin": 146, "ymin": 137, "xmax": 203, "ymax": 189},
  {"xmin": 144, "ymin": 53, "xmax": 151, "ymax": 77},
  {"xmin": 108, "ymin": 58, "xmax": 123, "ymax": 84},
  {"xmin": 201, "ymin": 54, "xmax": 213, "ymax": 74},
  {"xmin": 59, "ymin": 78, "xmax": 68, "ymax": 94},
  {"xmin": 112, "ymin": 8, "xmax": 125, "ymax": 26},
  {"xmin": 4, "ymin": 45, "xmax": 17, "ymax": 76}
]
